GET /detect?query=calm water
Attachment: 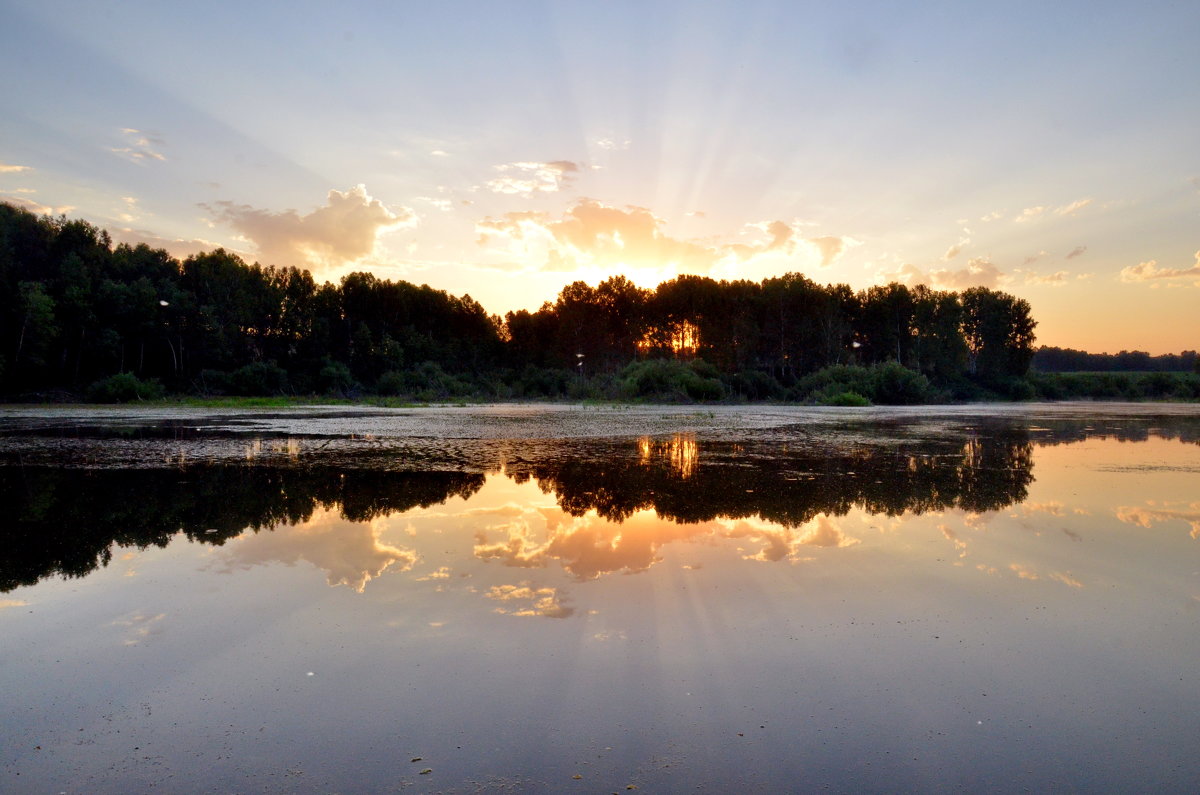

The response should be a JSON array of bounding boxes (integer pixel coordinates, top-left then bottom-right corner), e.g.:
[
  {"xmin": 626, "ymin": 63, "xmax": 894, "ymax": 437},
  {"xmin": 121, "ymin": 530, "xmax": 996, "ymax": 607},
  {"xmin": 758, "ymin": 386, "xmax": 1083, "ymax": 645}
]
[{"xmin": 2, "ymin": 404, "xmax": 1199, "ymax": 792}]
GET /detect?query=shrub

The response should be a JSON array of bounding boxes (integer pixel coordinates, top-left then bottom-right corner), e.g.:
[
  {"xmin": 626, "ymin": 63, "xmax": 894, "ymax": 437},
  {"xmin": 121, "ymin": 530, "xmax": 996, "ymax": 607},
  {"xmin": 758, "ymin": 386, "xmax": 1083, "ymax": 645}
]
[
  {"xmin": 724, "ymin": 370, "xmax": 784, "ymax": 400},
  {"xmin": 819, "ymin": 390, "xmax": 871, "ymax": 407},
  {"xmin": 617, "ymin": 359, "xmax": 725, "ymax": 402},
  {"xmin": 318, "ymin": 360, "xmax": 355, "ymax": 395},
  {"xmin": 228, "ymin": 361, "xmax": 289, "ymax": 396},
  {"xmin": 86, "ymin": 373, "xmax": 165, "ymax": 403},
  {"xmin": 871, "ymin": 361, "xmax": 933, "ymax": 405}
]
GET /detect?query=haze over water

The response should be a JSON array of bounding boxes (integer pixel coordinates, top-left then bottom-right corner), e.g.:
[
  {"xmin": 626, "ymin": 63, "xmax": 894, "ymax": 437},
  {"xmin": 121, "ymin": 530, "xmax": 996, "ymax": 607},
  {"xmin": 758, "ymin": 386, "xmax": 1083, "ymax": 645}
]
[{"xmin": 2, "ymin": 404, "xmax": 1199, "ymax": 791}]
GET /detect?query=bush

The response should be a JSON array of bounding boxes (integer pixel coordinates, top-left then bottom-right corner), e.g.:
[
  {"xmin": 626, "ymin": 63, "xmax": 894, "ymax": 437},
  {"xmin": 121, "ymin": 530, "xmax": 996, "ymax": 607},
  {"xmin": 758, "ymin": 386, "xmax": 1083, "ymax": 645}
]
[
  {"xmin": 723, "ymin": 370, "xmax": 784, "ymax": 400},
  {"xmin": 86, "ymin": 373, "xmax": 165, "ymax": 403},
  {"xmin": 819, "ymin": 390, "xmax": 871, "ymax": 407},
  {"xmin": 617, "ymin": 359, "xmax": 725, "ymax": 402},
  {"xmin": 511, "ymin": 365, "xmax": 574, "ymax": 398},
  {"xmin": 228, "ymin": 361, "xmax": 289, "ymax": 396},
  {"xmin": 871, "ymin": 361, "xmax": 934, "ymax": 405},
  {"xmin": 319, "ymin": 360, "xmax": 355, "ymax": 395}
]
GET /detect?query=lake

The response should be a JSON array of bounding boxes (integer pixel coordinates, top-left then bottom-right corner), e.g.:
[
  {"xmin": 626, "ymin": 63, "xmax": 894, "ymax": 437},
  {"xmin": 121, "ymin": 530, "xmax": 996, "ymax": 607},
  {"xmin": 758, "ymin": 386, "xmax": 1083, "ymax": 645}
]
[{"xmin": 2, "ymin": 403, "xmax": 1199, "ymax": 792}]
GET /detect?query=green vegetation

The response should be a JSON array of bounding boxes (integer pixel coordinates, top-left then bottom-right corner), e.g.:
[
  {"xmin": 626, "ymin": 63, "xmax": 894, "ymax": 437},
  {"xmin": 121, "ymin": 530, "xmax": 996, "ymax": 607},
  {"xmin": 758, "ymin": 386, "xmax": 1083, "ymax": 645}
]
[{"xmin": 3, "ymin": 202, "xmax": 1194, "ymax": 404}]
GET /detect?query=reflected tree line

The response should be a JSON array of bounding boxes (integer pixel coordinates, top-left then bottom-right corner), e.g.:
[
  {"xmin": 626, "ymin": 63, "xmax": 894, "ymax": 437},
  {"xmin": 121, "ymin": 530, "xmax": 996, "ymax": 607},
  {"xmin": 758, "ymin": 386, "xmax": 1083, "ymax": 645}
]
[
  {"xmin": 2, "ymin": 429, "xmax": 1035, "ymax": 591},
  {"xmin": 2, "ymin": 203, "xmax": 1037, "ymax": 402},
  {"xmin": 0, "ymin": 468, "xmax": 484, "ymax": 591}
]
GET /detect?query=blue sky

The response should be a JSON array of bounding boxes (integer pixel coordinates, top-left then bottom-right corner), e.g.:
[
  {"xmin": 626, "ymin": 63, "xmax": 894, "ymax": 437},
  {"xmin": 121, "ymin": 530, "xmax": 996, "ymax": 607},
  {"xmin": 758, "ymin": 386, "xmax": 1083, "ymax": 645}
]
[{"xmin": 2, "ymin": 0, "xmax": 1198, "ymax": 352}]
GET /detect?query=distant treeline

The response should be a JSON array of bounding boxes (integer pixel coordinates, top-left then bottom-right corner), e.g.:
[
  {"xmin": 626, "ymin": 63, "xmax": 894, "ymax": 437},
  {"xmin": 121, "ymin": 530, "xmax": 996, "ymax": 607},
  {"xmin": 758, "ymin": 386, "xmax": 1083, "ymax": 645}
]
[
  {"xmin": 1, "ymin": 202, "xmax": 1055, "ymax": 403},
  {"xmin": 1033, "ymin": 346, "xmax": 1198, "ymax": 373}
]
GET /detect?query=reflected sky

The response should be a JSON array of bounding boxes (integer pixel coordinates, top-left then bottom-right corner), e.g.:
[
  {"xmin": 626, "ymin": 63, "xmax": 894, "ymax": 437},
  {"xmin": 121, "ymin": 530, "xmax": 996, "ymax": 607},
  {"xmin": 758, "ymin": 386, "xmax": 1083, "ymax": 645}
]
[{"xmin": 2, "ymin": 407, "xmax": 1200, "ymax": 792}]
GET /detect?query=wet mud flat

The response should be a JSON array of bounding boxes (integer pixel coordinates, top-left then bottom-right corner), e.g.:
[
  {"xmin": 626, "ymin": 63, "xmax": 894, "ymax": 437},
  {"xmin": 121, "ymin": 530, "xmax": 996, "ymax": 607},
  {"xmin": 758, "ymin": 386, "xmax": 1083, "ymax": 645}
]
[{"xmin": 2, "ymin": 403, "xmax": 1200, "ymax": 792}]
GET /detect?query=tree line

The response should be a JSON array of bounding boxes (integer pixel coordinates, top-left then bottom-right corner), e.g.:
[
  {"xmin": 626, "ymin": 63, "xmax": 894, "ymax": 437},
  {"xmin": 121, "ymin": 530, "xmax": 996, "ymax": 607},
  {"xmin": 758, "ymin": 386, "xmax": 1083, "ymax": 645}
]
[
  {"xmin": 2, "ymin": 201, "xmax": 1039, "ymax": 402},
  {"xmin": 1033, "ymin": 346, "xmax": 1198, "ymax": 373}
]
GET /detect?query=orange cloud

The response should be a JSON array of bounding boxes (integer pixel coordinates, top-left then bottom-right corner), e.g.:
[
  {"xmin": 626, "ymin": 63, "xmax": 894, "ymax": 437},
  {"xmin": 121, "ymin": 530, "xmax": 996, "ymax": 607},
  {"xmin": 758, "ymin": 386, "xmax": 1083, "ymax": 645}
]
[
  {"xmin": 205, "ymin": 184, "xmax": 415, "ymax": 270},
  {"xmin": 1, "ymin": 195, "xmax": 74, "ymax": 215},
  {"xmin": 1119, "ymin": 252, "xmax": 1200, "ymax": 284},
  {"xmin": 879, "ymin": 257, "xmax": 1006, "ymax": 289},
  {"xmin": 0, "ymin": 162, "xmax": 31, "ymax": 173},
  {"xmin": 477, "ymin": 199, "xmax": 847, "ymax": 278}
]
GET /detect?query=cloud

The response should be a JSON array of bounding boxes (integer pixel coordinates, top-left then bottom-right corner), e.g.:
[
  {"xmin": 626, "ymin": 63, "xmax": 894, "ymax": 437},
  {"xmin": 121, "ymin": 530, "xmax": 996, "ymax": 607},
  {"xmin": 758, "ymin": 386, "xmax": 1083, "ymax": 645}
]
[
  {"xmin": 807, "ymin": 235, "xmax": 849, "ymax": 267},
  {"xmin": 883, "ymin": 257, "xmax": 1006, "ymax": 290},
  {"xmin": 111, "ymin": 128, "xmax": 166, "ymax": 163},
  {"xmin": 116, "ymin": 196, "xmax": 140, "ymax": 223},
  {"xmin": 111, "ymin": 611, "xmax": 167, "ymax": 646},
  {"xmin": 1017, "ymin": 269, "xmax": 1070, "ymax": 286},
  {"xmin": 486, "ymin": 583, "xmax": 574, "ymax": 618},
  {"xmin": 204, "ymin": 184, "xmax": 415, "ymax": 270},
  {"xmin": 1115, "ymin": 503, "xmax": 1200, "ymax": 539},
  {"xmin": 594, "ymin": 137, "xmax": 631, "ymax": 151},
  {"xmin": 0, "ymin": 161, "xmax": 31, "ymax": 173},
  {"xmin": 0, "ymin": 599, "xmax": 30, "ymax": 609},
  {"xmin": 1119, "ymin": 252, "xmax": 1200, "ymax": 283},
  {"xmin": 110, "ymin": 227, "xmax": 223, "ymax": 259},
  {"xmin": 1054, "ymin": 198, "xmax": 1092, "ymax": 217},
  {"xmin": 477, "ymin": 199, "xmax": 848, "ymax": 279},
  {"xmin": 1015, "ymin": 198, "xmax": 1091, "ymax": 224},
  {"xmin": 980, "ymin": 211, "xmax": 1004, "ymax": 222},
  {"xmin": 1, "ymin": 195, "xmax": 75, "ymax": 215},
  {"xmin": 478, "ymin": 199, "xmax": 722, "ymax": 275},
  {"xmin": 942, "ymin": 237, "xmax": 970, "ymax": 261},
  {"xmin": 216, "ymin": 508, "xmax": 417, "ymax": 591},
  {"xmin": 486, "ymin": 161, "xmax": 581, "ymax": 195},
  {"xmin": 1065, "ymin": 245, "xmax": 1087, "ymax": 260}
]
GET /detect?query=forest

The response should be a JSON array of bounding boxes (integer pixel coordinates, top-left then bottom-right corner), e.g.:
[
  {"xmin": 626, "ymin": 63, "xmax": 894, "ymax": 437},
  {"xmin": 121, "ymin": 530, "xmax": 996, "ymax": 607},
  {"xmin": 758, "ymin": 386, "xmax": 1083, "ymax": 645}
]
[{"xmin": 2, "ymin": 201, "xmax": 1195, "ymax": 404}]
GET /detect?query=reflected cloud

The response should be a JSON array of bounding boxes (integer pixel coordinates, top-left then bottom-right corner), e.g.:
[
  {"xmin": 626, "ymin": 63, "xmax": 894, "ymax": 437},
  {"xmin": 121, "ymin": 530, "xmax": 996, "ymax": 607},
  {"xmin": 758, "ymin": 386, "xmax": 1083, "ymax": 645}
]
[
  {"xmin": 112, "ymin": 611, "xmax": 166, "ymax": 645},
  {"xmin": 485, "ymin": 583, "xmax": 574, "ymax": 618},
  {"xmin": 0, "ymin": 599, "xmax": 30, "ymax": 609},
  {"xmin": 474, "ymin": 506, "xmax": 857, "ymax": 579},
  {"xmin": 217, "ymin": 508, "xmax": 417, "ymax": 591},
  {"xmin": 1115, "ymin": 503, "xmax": 1200, "ymax": 539}
]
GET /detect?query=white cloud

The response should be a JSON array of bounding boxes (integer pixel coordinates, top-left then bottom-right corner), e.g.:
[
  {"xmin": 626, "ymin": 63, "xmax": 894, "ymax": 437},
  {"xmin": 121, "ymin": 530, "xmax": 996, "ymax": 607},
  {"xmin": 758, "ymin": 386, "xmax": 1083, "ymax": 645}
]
[
  {"xmin": 594, "ymin": 137, "xmax": 631, "ymax": 151},
  {"xmin": 486, "ymin": 583, "xmax": 574, "ymax": 618},
  {"xmin": 1119, "ymin": 252, "xmax": 1200, "ymax": 283},
  {"xmin": 111, "ymin": 128, "xmax": 166, "ymax": 164},
  {"xmin": 204, "ymin": 184, "xmax": 415, "ymax": 270},
  {"xmin": 486, "ymin": 160, "xmax": 581, "ymax": 195},
  {"xmin": 1053, "ymin": 198, "xmax": 1092, "ymax": 217},
  {"xmin": 1015, "ymin": 198, "xmax": 1091, "ymax": 224},
  {"xmin": 217, "ymin": 508, "xmax": 417, "ymax": 592},
  {"xmin": 0, "ymin": 161, "xmax": 31, "ymax": 173}
]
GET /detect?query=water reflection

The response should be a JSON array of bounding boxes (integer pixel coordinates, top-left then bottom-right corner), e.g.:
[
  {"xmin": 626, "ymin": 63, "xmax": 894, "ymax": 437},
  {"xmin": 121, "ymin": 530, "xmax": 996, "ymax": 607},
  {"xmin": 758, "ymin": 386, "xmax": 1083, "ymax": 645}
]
[{"xmin": 3, "ymin": 417, "xmax": 1198, "ymax": 593}]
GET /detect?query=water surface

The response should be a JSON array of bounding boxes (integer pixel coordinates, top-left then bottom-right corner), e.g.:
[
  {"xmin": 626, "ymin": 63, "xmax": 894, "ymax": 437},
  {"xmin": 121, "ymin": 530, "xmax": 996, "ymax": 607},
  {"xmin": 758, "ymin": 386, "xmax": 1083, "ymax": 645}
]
[{"xmin": 2, "ymin": 404, "xmax": 1199, "ymax": 792}]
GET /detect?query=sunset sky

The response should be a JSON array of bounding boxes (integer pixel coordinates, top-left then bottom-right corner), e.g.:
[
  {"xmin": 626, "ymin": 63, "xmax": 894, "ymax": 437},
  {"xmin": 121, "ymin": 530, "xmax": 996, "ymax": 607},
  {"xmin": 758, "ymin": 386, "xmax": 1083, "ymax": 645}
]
[{"xmin": 2, "ymin": 1, "xmax": 1198, "ymax": 354}]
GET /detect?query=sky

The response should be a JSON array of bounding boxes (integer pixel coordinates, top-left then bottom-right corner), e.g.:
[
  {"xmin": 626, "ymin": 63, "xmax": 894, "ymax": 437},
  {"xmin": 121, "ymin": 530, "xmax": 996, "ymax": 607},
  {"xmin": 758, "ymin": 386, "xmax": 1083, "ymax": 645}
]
[{"xmin": 2, "ymin": 0, "xmax": 1198, "ymax": 354}]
